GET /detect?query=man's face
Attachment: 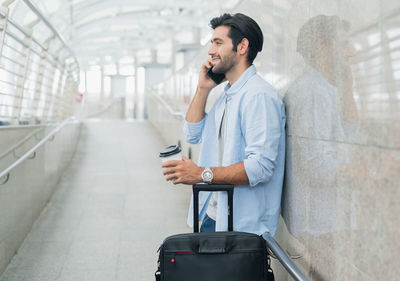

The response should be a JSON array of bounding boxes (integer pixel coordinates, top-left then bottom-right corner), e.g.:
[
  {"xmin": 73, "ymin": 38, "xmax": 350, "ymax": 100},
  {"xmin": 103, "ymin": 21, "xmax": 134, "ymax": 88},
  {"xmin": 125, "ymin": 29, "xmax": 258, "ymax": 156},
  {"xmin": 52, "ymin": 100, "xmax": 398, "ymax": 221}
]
[
  {"xmin": 208, "ymin": 25, "xmax": 238, "ymax": 74},
  {"xmin": 331, "ymin": 30, "xmax": 354, "ymax": 67},
  {"xmin": 330, "ymin": 29, "xmax": 355, "ymax": 85}
]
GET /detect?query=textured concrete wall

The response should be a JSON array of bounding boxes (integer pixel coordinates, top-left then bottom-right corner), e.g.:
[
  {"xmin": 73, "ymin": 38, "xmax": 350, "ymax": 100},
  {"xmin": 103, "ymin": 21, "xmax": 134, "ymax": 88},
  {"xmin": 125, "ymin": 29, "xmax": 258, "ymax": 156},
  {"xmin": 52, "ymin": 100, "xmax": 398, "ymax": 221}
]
[
  {"xmin": 149, "ymin": 0, "xmax": 400, "ymax": 280},
  {"xmin": 0, "ymin": 122, "xmax": 81, "ymax": 275}
]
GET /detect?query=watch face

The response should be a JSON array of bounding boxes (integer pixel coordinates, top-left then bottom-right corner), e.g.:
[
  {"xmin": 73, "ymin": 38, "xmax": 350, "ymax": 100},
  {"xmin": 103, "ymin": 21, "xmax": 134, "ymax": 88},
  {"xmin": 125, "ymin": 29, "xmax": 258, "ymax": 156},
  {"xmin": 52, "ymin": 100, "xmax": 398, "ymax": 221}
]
[
  {"xmin": 202, "ymin": 168, "xmax": 213, "ymax": 182},
  {"xmin": 204, "ymin": 171, "xmax": 212, "ymax": 181}
]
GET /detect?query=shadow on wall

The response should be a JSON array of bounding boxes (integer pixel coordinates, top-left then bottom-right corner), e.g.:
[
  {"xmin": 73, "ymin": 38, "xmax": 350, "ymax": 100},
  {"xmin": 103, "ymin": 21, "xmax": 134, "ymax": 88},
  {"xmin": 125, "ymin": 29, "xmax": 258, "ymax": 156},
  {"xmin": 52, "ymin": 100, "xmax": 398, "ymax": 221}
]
[
  {"xmin": 283, "ymin": 14, "xmax": 359, "ymax": 235},
  {"xmin": 282, "ymin": 15, "xmax": 360, "ymax": 280}
]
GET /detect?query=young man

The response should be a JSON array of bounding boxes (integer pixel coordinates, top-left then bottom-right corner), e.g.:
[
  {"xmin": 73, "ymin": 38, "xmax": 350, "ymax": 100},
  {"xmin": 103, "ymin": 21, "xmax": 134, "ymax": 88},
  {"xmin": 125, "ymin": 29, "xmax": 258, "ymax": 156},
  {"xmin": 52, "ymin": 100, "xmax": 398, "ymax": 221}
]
[{"xmin": 162, "ymin": 13, "xmax": 286, "ymax": 236}]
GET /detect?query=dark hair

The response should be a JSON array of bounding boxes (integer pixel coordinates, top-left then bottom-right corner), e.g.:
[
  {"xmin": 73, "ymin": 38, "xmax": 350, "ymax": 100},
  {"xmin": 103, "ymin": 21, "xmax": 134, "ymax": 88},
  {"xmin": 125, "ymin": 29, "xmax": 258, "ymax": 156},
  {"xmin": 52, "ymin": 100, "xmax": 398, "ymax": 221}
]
[
  {"xmin": 209, "ymin": 13, "xmax": 263, "ymax": 64},
  {"xmin": 297, "ymin": 15, "xmax": 350, "ymax": 63}
]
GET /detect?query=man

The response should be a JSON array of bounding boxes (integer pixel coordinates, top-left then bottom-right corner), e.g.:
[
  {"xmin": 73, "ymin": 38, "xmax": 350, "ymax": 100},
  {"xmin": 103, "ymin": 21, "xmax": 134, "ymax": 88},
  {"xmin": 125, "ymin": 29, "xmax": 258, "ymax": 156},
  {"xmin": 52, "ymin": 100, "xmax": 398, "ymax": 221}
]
[{"xmin": 162, "ymin": 13, "xmax": 286, "ymax": 236}]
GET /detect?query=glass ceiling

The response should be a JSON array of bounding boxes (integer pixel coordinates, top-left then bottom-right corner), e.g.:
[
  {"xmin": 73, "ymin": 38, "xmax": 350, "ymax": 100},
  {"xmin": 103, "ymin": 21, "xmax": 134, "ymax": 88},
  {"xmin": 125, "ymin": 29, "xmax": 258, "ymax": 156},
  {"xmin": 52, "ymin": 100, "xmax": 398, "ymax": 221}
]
[{"xmin": 3, "ymin": 0, "xmax": 241, "ymax": 68}]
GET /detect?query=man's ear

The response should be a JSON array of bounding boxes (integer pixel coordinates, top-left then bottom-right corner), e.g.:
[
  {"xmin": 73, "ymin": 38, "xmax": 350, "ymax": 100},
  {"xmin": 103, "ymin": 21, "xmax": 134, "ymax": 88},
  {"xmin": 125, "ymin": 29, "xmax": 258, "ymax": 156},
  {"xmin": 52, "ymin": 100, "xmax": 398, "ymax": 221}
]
[{"xmin": 238, "ymin": 38, "xmax": 249, "ymax": 55}]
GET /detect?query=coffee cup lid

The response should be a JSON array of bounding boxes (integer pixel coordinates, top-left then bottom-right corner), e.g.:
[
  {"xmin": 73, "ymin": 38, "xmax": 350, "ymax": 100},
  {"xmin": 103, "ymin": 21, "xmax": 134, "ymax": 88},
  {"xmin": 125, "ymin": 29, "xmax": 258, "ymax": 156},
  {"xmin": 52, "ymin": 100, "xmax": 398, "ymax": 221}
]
[{"xmin": 159, "ymin": 145, "xmax": 181, "ymax": 157}]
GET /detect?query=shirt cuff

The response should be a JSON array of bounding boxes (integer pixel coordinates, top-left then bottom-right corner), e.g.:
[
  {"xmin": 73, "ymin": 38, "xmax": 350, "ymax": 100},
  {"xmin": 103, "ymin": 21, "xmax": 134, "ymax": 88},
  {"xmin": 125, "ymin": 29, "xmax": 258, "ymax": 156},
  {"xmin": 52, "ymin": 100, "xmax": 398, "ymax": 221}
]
[
  {"xmin": 243, "ymin": 156, "xmax": 273, "ymax": 187},
  {"xmin": 183, "ymin": 115, "xmax": 207, "ymax": 144}
]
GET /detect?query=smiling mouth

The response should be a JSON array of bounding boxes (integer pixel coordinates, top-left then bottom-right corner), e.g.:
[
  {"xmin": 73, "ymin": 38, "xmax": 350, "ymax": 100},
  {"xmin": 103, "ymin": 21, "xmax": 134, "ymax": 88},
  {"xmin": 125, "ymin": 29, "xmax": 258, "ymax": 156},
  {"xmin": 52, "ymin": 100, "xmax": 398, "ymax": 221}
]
[{"xmin": 211, "ymin": 57, "xmax": 220, "ymax": 65}]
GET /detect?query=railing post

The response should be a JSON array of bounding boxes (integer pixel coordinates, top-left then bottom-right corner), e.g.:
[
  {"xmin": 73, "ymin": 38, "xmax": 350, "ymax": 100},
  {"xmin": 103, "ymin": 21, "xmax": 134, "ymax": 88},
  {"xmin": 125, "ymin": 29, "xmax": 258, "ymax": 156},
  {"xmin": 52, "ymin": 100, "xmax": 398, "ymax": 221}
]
[
  {"xmin": 12, "ymin": 27, "xmax": 33, "ymax": 125},
  {"xmin": 0, "ymin": 7, "xmax": 9, "ymax": 61},
  {"xmin": 44, "ymin": 45, "xmax": 62, "ymax": 123},
  {"xmin": 32, "ymin": 52, "xmax": 46, "ymax": 121},
  {"xmin": 63, "ymin": 71, "xmax": 76, "ymax": 119},
  {"xmin": 54, "ymin": 62, "xmax": 66, "ymax": 122},
  {"xmin": 0, "ymin": 6, "xmax": 8, "ymax": 122},
  {"xmin": 32, "ymin": 38, "xmax": 51, "ymax": 122},
  {"xmin": 42, "ymin": 36, "xmax": 57, "ymax": 123}
]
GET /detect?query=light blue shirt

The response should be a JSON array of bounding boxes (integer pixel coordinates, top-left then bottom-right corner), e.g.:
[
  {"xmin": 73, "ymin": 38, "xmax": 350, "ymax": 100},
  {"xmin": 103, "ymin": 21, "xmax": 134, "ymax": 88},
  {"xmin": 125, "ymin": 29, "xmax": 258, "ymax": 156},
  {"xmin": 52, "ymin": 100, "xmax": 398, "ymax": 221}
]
[{"xmin": 184, "ymin": 65, "xmax": 286, "ymax": 236}]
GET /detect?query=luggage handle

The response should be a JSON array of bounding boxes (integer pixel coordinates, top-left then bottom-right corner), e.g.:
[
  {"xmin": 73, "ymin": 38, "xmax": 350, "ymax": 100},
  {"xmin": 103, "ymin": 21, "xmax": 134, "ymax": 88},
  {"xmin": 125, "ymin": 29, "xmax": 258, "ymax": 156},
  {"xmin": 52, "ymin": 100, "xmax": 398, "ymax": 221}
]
[{"xmin": 192, "ymin": 183, "xmax": 234, "ymax": 232}]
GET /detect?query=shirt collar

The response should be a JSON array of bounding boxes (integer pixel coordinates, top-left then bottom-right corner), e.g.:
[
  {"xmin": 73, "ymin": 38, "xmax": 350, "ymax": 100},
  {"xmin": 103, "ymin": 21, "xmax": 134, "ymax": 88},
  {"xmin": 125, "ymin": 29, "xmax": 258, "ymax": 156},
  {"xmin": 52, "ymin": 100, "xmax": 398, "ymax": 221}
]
[{"xmin": 223, "ymin": 64, "xmax": 257, "ymax": 97}]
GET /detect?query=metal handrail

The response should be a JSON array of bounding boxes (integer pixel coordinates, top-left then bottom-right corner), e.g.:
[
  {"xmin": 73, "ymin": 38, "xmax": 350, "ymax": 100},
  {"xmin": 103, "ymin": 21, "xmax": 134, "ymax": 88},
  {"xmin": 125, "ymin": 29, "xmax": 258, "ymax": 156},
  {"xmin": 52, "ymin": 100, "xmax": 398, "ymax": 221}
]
[
  {"xmin": 262, "ymin": 232, "xmax": 310, "ymax": 281},
  {"xmin": 0, "ymin": 116, "xmax": 76, "ymax": 180},
  {"xmin": 0, "ymin": 123, "xmax": 45, "ymax": 130},
  {"xmin": 83, "ymin": 97, "xmax": 120, "ymax": 118},
  {"xmin": 151, "ymin": 93, "xmax": 185, "ymax": 119},
  {"xmin": 0, "ymin": 126, "xmax": 45, "ymax": 160}
]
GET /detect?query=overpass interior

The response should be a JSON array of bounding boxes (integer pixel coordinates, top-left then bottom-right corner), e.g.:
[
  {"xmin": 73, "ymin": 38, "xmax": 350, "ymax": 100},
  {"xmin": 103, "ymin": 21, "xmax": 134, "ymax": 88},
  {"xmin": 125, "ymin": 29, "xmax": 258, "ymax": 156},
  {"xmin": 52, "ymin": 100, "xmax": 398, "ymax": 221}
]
[
  {"xmin": 1, "ymin": 0, "xmax": 400, "ymax": 281},
  {"xmin": 1, "ymin": 119, "xmax": 192, "ymax": 280}
]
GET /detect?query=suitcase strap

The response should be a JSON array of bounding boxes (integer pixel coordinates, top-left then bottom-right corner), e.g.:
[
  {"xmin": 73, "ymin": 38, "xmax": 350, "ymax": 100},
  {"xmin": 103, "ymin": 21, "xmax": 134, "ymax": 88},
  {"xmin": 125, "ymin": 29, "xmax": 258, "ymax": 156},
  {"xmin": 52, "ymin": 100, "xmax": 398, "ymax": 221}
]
[
  {"xmin": 155, "ymin": 269, "xmax": 161, "ymax": 281},
  {"xmin": 155, "ymin": 258, "xmax": 161, "ymax": 281},
  {"xmin": 267, "ymin": 251, "xmax": 275, "ymax": 281}
]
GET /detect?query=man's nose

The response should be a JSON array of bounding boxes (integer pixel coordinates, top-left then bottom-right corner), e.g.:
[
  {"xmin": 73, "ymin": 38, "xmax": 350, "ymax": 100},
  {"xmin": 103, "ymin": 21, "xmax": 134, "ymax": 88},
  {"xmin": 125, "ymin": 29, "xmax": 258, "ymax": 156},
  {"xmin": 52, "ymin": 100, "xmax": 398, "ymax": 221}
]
[{"xmin": 208, "ymin": 45, "xmax": 216, "ymax": 56}]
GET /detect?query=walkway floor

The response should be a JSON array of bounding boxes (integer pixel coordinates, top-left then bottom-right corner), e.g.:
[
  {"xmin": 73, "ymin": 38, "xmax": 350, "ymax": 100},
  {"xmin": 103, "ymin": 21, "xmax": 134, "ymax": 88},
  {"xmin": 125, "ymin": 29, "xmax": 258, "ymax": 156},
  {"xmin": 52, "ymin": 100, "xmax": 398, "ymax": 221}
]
[{"xmin": 0, "ymin": 119, "xmax": 191, "ymax": 281}]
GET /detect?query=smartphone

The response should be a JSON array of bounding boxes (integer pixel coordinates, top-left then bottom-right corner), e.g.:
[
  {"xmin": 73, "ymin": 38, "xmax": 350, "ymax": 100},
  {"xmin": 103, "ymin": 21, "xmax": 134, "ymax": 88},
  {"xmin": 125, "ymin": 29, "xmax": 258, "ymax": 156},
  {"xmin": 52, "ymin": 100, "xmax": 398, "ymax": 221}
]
[{"xmin": 207, "ymin": 67, "xmax": 225, "ymax": 84}]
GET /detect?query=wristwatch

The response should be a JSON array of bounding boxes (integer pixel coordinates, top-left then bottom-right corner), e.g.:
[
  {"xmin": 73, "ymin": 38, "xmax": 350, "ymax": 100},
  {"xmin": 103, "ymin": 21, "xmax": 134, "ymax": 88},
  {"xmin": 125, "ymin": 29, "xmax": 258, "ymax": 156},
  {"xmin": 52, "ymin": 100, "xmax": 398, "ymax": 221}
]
[{"xmin": 201, "ymin": 167, "xmax": 213, "ymax": 183}]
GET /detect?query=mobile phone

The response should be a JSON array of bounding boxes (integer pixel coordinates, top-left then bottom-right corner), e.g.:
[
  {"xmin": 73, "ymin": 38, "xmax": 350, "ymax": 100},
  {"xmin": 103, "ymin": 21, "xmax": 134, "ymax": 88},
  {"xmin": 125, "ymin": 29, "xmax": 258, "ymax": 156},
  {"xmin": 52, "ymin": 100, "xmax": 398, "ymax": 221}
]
[{"xmin": 207, "ymin": 67, "xmax": 225, "ymax": 84}]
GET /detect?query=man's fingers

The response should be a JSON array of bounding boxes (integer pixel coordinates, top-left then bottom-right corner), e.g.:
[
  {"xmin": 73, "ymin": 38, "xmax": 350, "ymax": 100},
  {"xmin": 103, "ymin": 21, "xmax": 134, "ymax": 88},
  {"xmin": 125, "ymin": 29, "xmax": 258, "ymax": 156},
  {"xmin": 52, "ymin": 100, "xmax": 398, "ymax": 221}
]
[
  {"xmin": 162, "ymin": 157, "xmax": 197, "ymax": 185},
  {"xmin": 204, "ymin": 59, "xmax": 212, "ymax": 69},
  {"xmin": 162, "ymin": 167, "xmax": 175, "ymax": 176},
  {"xmin": 166, "ymin": 173, "xmax": 178, "ymax": 182},
  {"xmin": 173, "ymin": 179, "xmax": 181, "ymax": 185},
  {"xmin": 161, "ymin": 160, "xmax": 181, "ymax": 168}
]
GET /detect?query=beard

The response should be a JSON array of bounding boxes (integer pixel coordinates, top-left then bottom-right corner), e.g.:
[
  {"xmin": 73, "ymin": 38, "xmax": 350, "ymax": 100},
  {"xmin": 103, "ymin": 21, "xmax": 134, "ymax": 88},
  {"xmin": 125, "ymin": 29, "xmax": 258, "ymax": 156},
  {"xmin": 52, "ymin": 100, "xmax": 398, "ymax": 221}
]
[{"xmin": 212, "ymin": 52, "xmax": 237, "ymax": 74}]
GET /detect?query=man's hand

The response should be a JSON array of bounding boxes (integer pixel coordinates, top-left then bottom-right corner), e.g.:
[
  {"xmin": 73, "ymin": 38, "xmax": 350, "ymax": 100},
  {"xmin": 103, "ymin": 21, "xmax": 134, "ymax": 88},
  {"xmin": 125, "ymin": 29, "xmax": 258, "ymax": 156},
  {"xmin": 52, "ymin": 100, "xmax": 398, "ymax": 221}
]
[
  {"xmin": 198, "ymin": 59, "xmax": 219, "ymax": 90},
  {"xmin": 161, "ymin": 156, "xmax": 203, "ymax": 185}
]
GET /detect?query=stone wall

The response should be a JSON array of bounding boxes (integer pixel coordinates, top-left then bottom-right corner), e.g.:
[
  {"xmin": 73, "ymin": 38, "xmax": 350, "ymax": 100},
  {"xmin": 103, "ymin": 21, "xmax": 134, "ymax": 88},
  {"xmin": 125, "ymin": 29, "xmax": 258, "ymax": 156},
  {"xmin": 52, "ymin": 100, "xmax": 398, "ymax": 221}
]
[
  {"xmin": 149, "ymin": 0, "xmax": 400, "ymax": 279},
  {"xmin": 0, "ymin": 122, "xmax": 81, "ymax": 275}
]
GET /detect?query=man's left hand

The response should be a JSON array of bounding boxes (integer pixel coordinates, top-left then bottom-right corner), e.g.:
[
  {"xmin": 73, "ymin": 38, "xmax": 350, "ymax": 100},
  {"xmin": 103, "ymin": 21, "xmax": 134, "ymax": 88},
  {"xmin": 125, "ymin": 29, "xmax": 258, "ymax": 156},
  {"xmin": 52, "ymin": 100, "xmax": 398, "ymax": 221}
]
[{"xmin": 161, "ymin": 156, "xmax": 203, "ymax": 185}]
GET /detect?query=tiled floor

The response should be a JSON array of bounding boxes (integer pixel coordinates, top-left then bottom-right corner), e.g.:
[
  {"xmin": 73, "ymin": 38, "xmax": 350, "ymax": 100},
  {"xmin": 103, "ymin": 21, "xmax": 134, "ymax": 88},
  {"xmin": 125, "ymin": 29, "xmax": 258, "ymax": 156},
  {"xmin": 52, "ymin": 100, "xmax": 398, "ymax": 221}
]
[{"xmin": 0, "ymin": 119, "xmax": 191, "ymax": 281}]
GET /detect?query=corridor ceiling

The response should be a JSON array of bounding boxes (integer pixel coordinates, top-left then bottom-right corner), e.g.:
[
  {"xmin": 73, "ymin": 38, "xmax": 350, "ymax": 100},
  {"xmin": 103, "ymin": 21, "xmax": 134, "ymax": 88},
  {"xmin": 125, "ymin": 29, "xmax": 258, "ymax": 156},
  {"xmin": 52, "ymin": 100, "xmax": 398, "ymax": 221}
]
[{"xmin": 26, "ymin": 0, "xmax": 241, "ymax": 67}]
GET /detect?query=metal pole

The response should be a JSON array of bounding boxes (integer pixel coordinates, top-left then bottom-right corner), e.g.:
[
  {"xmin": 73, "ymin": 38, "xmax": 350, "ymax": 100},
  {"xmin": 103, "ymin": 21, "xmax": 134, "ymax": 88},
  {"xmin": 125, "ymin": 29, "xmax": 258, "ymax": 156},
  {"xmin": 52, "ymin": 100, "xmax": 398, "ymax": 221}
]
[
  {"xmin": 0, "ymin": 117, "xmax": 75, "ymax": 180},
  {"xmin": 262, "ymin": 233, "xmax": 310, "ymax": 281}
]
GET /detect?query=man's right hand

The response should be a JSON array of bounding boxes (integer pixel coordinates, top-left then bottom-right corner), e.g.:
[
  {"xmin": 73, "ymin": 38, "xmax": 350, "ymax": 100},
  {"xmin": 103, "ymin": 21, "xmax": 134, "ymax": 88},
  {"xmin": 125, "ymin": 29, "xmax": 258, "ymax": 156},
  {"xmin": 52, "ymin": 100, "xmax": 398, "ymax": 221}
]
[
  {"xmin": 186, "ymin": 59, "xmax": 219, "ymax": 123},
  {"xmin": 198, "ymin": 59, "xmax": 218, "ymax": 90}
]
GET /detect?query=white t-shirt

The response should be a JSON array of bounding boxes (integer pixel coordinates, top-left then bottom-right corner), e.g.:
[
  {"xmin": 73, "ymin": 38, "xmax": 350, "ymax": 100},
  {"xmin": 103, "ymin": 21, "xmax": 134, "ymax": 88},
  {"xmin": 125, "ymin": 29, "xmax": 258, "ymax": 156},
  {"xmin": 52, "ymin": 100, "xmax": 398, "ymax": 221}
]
[{"xmin": 206, "ymin": 97, "xmax": 228, "ymax": 220}]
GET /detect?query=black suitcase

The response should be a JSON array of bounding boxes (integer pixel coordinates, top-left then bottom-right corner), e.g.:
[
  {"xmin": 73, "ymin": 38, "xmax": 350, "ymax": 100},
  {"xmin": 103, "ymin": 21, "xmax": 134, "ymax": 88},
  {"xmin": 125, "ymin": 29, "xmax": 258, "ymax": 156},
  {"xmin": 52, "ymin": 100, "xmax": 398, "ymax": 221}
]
[{"xmin": 155, "ymin": 183, "xmax": 274, "ymax": 281}]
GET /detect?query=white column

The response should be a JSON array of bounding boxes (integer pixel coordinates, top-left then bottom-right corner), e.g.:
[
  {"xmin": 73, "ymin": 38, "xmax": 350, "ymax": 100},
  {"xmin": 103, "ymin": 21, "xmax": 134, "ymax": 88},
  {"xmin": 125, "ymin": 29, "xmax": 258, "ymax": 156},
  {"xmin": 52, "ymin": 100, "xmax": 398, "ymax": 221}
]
[
  {"xmin": 133, "ymin": 55, "xmax": 138, "ymax": 119},
  {"xmin": 151, "ymin": 49, "xmax": 157, "ymax": 63},
  {"xmin": 100, "ymin": 65, "xmax": 105, "ymax": 100},
  {"xmin": 84, "ymin": 69, "xmax": 88, "ymax": 97},
  {"xmin": 171, "ymin": 40, "xmax": 177, "ymax": 98},
  {"xmin": 193, "ymin": 26, "xmax": 201, "ymax": 44}
]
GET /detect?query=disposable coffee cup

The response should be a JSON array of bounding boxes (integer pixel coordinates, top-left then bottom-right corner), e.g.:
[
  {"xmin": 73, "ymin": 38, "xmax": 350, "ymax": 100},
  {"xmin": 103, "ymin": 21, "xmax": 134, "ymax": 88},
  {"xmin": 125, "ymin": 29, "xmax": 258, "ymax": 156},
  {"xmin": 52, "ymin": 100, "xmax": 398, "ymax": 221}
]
[{"xmin": 159, "ymin": 145, "xmax": 182, "ymax": 163}]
